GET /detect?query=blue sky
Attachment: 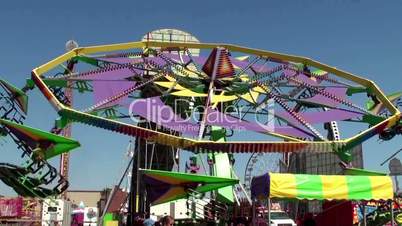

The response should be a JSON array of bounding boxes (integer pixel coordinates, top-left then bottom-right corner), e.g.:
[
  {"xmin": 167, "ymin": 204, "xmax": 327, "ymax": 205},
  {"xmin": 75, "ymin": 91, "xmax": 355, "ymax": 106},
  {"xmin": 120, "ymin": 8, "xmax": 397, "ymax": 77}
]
[{"xmin": 1, "ymin": 0, "xmax": 402, "ymax": 196}]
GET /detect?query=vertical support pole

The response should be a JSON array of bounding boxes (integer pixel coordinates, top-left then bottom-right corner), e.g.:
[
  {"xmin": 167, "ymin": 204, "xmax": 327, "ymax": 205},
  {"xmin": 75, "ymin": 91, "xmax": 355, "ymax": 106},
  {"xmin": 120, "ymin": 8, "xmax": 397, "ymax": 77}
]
[
  {"xmin": 136, "ymin": 140, "xmax": 141, "ymax": 213},
  {"xmin": 362, "ymin": 204, "xmax": 367, "ymax": 226},
  {"xmin": 191, "ymin": 195, "xmax": 196, "ymax": 221},
  {"xmin": 128, "ymin": 139, "xmax": 141, "ymax": 225},
  {"xmin": 267, "ymin": 198, "xmax": 271, "ymax": 226},
  {"xmin": 390, "ymin": 200, "xmax": 395, "ymax": 226},
  {"xmin": 144, "ymin": 141, "xmax": 148, "ymax": 169},
  {"xmin": 59, "ymin": 57, "xmax": 76, "ymax": 199},
  {"xmin": 394, "ymin": 175, "xmax": 399, "ymax": 194},
  {"xmin": 252, "ymin": 199, "xmax": 256, "ymax": 226},
  {"xmin": 175, "ymin": 148, "xmax": 180, "ymax": 172}
]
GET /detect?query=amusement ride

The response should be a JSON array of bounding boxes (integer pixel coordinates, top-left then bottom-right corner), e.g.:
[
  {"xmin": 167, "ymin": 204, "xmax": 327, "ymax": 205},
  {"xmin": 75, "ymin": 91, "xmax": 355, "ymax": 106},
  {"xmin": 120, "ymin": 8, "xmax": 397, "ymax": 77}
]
[{"xmin": 0, "ymin": 29, "xmax": 401, "ymax": 225}]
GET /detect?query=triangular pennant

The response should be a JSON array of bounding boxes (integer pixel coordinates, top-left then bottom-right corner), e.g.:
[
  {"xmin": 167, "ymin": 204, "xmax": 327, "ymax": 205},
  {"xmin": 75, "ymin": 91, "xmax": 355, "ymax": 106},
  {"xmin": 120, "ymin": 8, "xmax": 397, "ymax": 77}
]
[
  {"xmin": 0, "ymin": 119, "xmax": 80, "ymax": 159},
  {"xmin": 141, "ymin": 169, "xmax": 238, "ymax": 204}
]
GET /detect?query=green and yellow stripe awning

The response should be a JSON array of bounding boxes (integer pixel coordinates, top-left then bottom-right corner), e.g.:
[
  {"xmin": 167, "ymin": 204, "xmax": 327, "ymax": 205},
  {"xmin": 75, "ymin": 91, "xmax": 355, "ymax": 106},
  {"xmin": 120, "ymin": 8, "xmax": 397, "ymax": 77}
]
[{"xmin": 251, "ymin": 173, "xmax": 394, "ymax": 201}]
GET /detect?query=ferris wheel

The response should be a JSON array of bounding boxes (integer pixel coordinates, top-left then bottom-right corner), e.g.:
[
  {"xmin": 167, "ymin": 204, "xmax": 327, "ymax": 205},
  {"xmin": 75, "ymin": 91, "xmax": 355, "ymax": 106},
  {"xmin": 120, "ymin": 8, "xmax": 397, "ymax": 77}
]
[{"xmin": 243, "ymin": 152, "xmax": 283, "ymax": 196}]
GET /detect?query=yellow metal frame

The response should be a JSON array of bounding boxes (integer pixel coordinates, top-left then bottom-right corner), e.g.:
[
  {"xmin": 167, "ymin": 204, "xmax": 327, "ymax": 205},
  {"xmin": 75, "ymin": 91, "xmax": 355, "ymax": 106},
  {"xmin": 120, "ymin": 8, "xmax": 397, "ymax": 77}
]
[{"xmin": 31, "ymin": 40, "xmax": 401, "ymax": 152}]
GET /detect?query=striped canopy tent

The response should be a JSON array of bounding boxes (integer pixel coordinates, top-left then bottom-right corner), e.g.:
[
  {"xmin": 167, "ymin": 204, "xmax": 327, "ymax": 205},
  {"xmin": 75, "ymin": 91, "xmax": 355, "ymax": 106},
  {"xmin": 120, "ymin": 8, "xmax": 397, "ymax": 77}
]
[
  {"xmin": 0, "ymin": 119, "xmax": 80, "ymax": 159},
  {"xmin": 251, "ymin": 173, "xmax": 394, "ymax": 201},
  {"xmin": 140, "ymin": 169, "xmax": 239, "ymax": 205}
]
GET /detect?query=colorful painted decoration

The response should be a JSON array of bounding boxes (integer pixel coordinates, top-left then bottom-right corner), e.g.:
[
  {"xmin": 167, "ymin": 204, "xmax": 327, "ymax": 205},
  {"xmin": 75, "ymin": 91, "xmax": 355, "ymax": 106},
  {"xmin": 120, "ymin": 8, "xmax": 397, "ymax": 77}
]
[
  {"xmin": 140, "ymin": 169, "xmax": 238, "ymax": 204},
  {"xmin": 0, "ymin": 119, "xmax": 80, "ymax": 159}
]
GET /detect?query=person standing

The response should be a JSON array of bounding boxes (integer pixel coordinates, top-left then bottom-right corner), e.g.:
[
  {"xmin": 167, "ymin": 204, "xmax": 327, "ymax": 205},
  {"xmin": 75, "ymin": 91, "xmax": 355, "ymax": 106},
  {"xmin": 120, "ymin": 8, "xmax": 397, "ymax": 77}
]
[
  {"xmin": 143, "ymin": 213, "xmax": 156, "ymax": 226},
  {"xmin": 159, "ymin": 215, "xmax": 174, "ymax": 226}
]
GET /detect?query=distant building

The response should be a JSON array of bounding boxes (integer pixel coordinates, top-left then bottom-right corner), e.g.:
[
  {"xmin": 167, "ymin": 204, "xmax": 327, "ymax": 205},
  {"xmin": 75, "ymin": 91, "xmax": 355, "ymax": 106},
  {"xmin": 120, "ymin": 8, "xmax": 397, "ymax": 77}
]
[
  {"xmin": 0, "ymin": 197, "xmax": 41, "ymax": 223},
  {"xmin": 289, "ymin": 144, "xmax": 363, "ymax": 175},
  {"xmin": 285, "ymin": 144, "xmax": 363, "ymax": 215},
  {"xmin": 66, "ymin": 190, "xmax": 102, "ymax": 208},
  {"xmin": 66, "ymin": 188, "xmax": 127, "ymax": 214}
]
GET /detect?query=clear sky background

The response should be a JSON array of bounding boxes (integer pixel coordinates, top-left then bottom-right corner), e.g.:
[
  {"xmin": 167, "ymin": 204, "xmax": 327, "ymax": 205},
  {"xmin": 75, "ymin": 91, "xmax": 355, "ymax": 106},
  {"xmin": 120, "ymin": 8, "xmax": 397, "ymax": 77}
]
[{"xmin": 1, "ymin": 0, "xmax": 402, "ymax": 196}]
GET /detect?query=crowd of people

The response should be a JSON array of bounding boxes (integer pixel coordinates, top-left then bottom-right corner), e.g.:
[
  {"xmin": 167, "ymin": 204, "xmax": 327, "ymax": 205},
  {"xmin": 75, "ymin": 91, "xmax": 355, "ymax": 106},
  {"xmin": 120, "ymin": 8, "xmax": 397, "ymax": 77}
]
[{"xmin": 133, "ymin": 214, "xmax": 174, "ymax": 226}]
